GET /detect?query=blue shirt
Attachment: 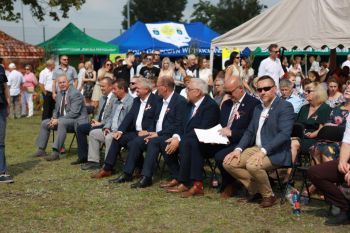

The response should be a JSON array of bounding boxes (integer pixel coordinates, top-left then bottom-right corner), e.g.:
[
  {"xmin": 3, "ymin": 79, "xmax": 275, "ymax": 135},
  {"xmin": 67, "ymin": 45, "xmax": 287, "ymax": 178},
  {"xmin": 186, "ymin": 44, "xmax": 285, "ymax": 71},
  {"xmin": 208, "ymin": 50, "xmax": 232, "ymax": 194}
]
[{"xmin": 285, "ymin": 94, "xmax": 304, "ymax": 113}]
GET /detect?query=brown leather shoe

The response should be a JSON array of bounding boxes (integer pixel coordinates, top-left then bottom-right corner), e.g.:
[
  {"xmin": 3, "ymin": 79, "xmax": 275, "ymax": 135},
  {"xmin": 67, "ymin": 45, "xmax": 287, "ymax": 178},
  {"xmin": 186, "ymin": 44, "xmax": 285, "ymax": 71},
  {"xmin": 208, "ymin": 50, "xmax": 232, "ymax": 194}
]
[
  {"xmin": 159, "ymin": 179, "xmax": 179, "ymax": 188},
  {"xmin": 166, "ymin": 184, "xmax": 189, "ymax": 193},
  {"xmin": 91, "ymin": 169, "xmax": 112, "ymax": 179},
  {"xmin": 181, "ymin": 183, "xmax": 204, "ymax": 198},
  {"xmin": 220, "ymin": 184, "xmax": 235, "ymax": 200},
  {"xmin": 260, "ymin": 195, "xmax": 277, "ymax": 208}
]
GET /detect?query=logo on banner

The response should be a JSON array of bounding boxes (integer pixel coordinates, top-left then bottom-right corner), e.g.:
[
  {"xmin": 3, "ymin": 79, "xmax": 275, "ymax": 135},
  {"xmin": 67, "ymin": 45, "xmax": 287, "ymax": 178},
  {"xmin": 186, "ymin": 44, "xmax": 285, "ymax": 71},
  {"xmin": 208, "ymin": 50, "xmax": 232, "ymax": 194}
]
[{"xmin": 146, "ymin": 23, "xmax": 191, "ymax": 47}]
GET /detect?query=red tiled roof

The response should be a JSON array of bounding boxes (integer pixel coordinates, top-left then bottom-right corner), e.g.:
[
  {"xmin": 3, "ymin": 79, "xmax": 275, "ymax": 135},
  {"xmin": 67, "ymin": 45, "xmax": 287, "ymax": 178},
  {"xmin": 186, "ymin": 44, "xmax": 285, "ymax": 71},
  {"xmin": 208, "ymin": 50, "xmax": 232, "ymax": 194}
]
[{"xmin": 0, "ymin": 31, "xmax": 44, "ymax": 59}]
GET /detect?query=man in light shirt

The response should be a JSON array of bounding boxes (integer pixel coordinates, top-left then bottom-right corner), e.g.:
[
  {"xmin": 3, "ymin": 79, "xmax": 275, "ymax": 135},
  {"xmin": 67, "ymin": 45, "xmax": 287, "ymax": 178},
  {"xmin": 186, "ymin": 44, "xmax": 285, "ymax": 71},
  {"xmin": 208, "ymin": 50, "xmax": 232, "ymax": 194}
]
[
  {"xmin": 258, "ymin": 44, "xmax": 285, "ymax": 91},
  {"xmin": 341, "ymin": 54, "xmax": 350, "ymax": 69},
  {"xmin": 7, "ymin": 63, "xmax": 23, "ymax": 119},
  {"xmin": 39, "ymin": 59, "xmax": 55, "ymax": 120},
  {"xmin": 223, "ymin": 75, "xmax": 295, "ymax": 208}
]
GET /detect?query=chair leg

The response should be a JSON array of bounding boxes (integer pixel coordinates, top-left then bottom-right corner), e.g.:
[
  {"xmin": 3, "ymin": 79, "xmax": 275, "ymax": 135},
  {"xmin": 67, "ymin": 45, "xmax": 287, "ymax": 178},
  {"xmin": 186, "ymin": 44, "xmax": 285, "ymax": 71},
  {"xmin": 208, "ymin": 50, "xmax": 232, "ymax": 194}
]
[{"xmin": 301, "ymin": 170, "xmax": 311, "ymax": 200}]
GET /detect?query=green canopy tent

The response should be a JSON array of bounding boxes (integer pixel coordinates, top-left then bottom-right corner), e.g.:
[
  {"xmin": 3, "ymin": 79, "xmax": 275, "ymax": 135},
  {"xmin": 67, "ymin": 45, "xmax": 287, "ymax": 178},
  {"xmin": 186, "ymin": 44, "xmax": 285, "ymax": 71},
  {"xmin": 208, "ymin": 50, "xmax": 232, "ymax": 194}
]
[
  {"xmin": 38, "ymin": 23, "xmax": 119, "ymax": 55},
  {"xmin": 254, "ymin": 47, "xmax": 349, "ymax": 56}
]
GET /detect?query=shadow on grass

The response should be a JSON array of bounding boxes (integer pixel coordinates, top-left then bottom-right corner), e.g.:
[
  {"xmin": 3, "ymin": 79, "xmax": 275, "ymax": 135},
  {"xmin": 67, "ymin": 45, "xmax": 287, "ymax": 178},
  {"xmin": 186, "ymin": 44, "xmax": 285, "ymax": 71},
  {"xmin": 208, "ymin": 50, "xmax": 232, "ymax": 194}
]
[{"xmin": 7, "ymin": 159, "xmax": 41, "ymax": 177}]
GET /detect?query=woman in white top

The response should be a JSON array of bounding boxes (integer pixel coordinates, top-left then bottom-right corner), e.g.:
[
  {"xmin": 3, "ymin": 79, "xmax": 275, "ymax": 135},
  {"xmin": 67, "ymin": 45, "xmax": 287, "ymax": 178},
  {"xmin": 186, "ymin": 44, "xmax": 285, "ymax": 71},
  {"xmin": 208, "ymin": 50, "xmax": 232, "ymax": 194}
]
[
  {"xmin": 225, "ymin": 51, "xmax": 240, "ymax": 80},
  {"xmin": 239, "ymin": 57, "xmax": 254, "ymax": 93},
  {"xmin": 198, "ymin": 57, "xmax": 213, "ymax": 87},
  {"xmin": 159, "ymin": 57, "xmax": 174, "ymax": 78}
]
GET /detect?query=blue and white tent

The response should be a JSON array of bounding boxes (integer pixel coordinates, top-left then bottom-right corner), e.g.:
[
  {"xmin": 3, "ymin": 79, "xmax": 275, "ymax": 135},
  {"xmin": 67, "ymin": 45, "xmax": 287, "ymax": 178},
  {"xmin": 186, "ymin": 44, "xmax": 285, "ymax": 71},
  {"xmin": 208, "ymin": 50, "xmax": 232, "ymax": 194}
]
[{"xmin": 109, "ymin": 21, "xmax": 220, "ymax": 56}]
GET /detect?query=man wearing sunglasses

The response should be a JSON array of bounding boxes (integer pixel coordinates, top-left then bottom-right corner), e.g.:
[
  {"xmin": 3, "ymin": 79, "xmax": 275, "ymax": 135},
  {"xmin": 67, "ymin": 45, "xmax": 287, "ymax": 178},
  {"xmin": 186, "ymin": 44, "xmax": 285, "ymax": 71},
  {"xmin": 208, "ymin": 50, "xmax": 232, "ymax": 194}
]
[
  {"xmin": 223, "ymin": 75, "xmax": 295, "ymax": 208},
  {"xmin": 258, "ymin": 44, "xmax": 285, "ymax": 91},
  {"xmin": 139, "ymin": 54, "xmax": 160, "ymax": 79},
  {"xmin": 113, "ymin": 51, "xmax": 135, "ymax": 85},
  {"xmin": 52, "ymin": 55, "xmax": 78, "ymax": 100}
]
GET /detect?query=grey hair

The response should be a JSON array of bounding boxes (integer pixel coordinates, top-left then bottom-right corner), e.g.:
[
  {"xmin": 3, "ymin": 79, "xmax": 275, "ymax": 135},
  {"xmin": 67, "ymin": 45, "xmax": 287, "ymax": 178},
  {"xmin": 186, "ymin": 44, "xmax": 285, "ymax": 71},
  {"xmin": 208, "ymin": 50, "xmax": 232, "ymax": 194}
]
[
  {"xmin": 191, "ymin": 78, "xmax": 208, "ymax": 94},
  {"xmin": 279, "ymin": 78, "xmax": 293, "ymax": 88},
  {"xmin": 138, "ymin": 77, "xmax": 153, "ymax": 91},
  {"xmin": 215, "ymin": 77, "xmax": 224, "ymax": 85},
  {"xmin": 46, "ymin": 59, "xmax": 54, "ymax": 66}
]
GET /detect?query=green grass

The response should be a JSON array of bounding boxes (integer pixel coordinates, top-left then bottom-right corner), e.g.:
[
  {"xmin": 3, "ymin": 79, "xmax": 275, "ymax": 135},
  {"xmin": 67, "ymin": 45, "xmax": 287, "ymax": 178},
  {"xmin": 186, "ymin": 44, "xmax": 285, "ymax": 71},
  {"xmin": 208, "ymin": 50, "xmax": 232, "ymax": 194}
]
[{"xmin": 0, "ymin": 116, "xmax": 349, "ymax": 233}]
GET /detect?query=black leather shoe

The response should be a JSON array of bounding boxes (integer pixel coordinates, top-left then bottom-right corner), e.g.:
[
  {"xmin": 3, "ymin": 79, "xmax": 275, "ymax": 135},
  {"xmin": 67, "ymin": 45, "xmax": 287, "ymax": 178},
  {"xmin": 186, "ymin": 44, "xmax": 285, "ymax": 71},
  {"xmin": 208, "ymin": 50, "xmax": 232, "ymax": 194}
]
[
  {"xmin": 71, "ymin": 159, "xmax": 87, "ymax": 165},
  {"xmin": 108, "ymin": 173, "xmax": 132, "ymax": 184},
  {"xmin": 324, "ymin": 211, "xmax": 350, "ymax": 226},
  {"xmin": 80, "ymin": 162, "xmax": 100, "ymax": 170},
  {"xmin": 130, "ymin": 176, "xmax": 152, "ymax": 189}
]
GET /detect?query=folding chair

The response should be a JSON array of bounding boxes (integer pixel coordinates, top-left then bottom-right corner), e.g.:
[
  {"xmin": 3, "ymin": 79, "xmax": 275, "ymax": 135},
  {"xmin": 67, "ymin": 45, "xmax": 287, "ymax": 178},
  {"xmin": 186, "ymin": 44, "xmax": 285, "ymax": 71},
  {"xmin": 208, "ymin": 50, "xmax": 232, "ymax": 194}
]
[
  {"xmin": 271, "ymin": 123, "xmax": 304, "ymax": 204},
  {"xmin": 51, "ymin": 129, "xmax": 77, "ymax": 154}
]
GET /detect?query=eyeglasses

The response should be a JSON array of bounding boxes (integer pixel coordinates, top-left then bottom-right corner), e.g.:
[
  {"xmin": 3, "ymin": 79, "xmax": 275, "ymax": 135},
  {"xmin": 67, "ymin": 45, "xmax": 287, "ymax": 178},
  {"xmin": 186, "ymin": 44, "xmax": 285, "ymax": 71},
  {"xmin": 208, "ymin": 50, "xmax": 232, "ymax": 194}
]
[
  {"xmin": 257, "ymin": 86, "xmax": 274, "ymax": 93},
  {"xmin": 270, "ymin": 50, "xmax": 280, "ymax": 54},
  {"xmin": 235, "ymin": 57, "xmax": 240, "ymax": 59},
  {"xmin": 147, "ymin": 58, "xmax": 153, "ymax": 61},
  {"xmin": 304, "ymin": 89, "xmax": 315, "ymax": 94},
  {"xmin": 106, "ymin": 63, "xmax": 112, "ymax": 66},
  {"xmin": 61, "ymin": 58, "xmax": 68, "ymax": 61}
]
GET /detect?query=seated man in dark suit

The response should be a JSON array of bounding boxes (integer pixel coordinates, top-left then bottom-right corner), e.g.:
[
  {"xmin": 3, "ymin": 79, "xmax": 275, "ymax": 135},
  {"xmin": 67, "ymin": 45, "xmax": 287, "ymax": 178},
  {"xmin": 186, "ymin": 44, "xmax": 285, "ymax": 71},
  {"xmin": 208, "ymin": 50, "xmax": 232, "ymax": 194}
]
[
  {"xmin": 74, "ymin": 77, "xmax": 116, "ymax": 165},
  {"xmin": 32, "ymin": 75, "xmax": 88, "ymax": 161},
  {"xmin": 128, "ymin": 76, "xmax": 187, "ymax": 188},
  {"xmin": 223, "ymin": 75, "xmax": 295, "ymax": 208},
  {"xmin": 91, "ymin": 77, "xmax": 160, "ymax": 179},
  {"xmin": 165, "ymin": 78, "xmax": 220, "ymax": 197},
  {"xmin": 215, "ymin": 75, "xmax": 260, "ymax": 199}
]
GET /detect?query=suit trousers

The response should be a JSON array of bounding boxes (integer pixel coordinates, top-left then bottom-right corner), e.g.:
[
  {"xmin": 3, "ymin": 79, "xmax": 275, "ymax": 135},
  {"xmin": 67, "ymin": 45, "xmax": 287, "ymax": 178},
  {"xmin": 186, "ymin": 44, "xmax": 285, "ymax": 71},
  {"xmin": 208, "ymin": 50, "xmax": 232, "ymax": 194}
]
[
  {"xmin": 123, "ymin": 135, "xmax": 147, "ymax": 175},
  {"xmin": 76, "ymin": 123, "xmax": 103, "ymax": 161},
  {"xmin": 88, "ymin": 129, "xmax": 114, "ymax": 163},
  {"xmin": 42, "ymin": 92, "xmax": 55, "ymax": 120},
  {"xmin": 141, "ymin": 136, "xmax": 179, "ymax": 179},
  {"xmin": 178, "ymin": 137, "xmax": 220, "ymax": 184},
  {"xmin": 104, "ymin": 132, "xmax": 138, "ymax": 172},
  {"xmin": 0, "ymin": 105, "xmax": 7, "ymax": 173},
  {"xmin": 308, "ymin": 160, "xmax": 350, "ymax": 212},
  {"xmin": 214, "ymin": 144, "xmax": 238, "ymax": 188},
  {"xmin": 223, "ymin": 146, "xmax": 277, "ymax": 198},
  {"xmin": 36, "ymin": 118, "xmax": 75, "ymax": 151}
]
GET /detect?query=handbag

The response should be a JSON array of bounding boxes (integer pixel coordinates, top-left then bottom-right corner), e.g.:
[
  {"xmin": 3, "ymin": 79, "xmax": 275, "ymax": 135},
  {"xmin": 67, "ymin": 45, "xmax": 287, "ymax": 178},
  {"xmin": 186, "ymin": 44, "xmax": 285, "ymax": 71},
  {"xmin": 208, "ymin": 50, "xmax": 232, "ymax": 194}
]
[{"xmin": 26, "ymin": 86, "xmax": 34, "ymax": 93}]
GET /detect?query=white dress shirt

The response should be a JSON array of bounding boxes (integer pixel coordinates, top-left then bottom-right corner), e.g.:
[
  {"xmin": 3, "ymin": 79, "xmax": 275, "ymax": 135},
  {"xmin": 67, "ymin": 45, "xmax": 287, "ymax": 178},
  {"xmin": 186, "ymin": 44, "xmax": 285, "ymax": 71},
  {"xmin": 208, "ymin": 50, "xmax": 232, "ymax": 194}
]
[
  {"xmin": 156, "ymin": 91, "xmax": 174, "ymax": 132},
  {"xmin": 255, "ymin": 98, "xmax": 276, "ymax": 154},
  {"xmin": 39, "ymin": 67, "xmax": 54, "ymax": 92},
  {"xmin": 258, "ymin": 57, "xmax": 284, "ymax": 89},
  {"xmin": 135, "ymin": 93, "xmax": 150, "ymax": 131}
]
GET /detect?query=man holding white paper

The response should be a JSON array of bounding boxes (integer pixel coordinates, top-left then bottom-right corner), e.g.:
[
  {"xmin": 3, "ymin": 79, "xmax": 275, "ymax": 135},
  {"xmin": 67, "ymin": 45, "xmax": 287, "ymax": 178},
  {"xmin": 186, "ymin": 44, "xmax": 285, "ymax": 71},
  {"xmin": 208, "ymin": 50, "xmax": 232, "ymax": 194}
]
[{"xmin": 214, "ymin": 75, "xmax": 260, "ymax": 199}]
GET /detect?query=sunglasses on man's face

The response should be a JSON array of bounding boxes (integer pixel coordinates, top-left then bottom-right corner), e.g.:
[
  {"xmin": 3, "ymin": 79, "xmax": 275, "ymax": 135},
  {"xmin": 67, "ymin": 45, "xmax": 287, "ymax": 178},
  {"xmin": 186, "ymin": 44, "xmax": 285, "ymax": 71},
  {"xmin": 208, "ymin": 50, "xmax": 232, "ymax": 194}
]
[{"xmin": 257, "ymin": 86, "xmax": 274, "ymax": 93}]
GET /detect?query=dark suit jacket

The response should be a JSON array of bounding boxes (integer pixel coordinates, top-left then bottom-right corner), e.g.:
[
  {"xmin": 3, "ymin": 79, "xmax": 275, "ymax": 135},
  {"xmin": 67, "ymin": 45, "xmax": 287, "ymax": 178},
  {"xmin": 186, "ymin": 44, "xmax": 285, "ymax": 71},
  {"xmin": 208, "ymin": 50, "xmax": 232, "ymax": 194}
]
[
  {"xmin": 118, "ymin": 93, "xmax": 160, "ymax": 133},
  {"xmin": 182, "ymin": 95, "xmax": 220, "ymax": 139},
  {"xmin": 154, "ymin": 92, "xmax": 187, "ymax": 138},
  {"xmin": 221, "ymin": 94, "xmax": 260, "ymax": 144},
  {"xmin": 237, "ymin": 97, "xmax": 295, "ymax": 166},
  {"xmin": 53, "ymin": 86, "xmax": 88, "ymax": 125}
]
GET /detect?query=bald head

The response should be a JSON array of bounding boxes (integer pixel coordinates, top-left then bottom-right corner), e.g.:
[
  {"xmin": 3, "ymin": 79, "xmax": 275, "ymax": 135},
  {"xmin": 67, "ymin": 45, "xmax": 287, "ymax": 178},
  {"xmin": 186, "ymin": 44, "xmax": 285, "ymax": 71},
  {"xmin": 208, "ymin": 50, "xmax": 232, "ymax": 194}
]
[
  {"xmin": 57, "ymin": 75, "xmax": 69, "ymax": 92},
  {"xmin": 224, "ymin": 75, "xmax": 244, "ymax": 102}
]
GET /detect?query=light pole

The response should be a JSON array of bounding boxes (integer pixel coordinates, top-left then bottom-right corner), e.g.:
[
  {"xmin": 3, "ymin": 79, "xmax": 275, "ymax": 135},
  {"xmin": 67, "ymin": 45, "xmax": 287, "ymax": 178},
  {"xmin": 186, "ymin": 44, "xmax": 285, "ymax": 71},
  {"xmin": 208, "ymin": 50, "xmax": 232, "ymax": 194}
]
[
  {"xmin": 127, "ymin": 0, "xmax": 130, "ymax": 29},
  {"xmin": 20, "ymin": 1, "xmax": 26, "ymax": 42}
]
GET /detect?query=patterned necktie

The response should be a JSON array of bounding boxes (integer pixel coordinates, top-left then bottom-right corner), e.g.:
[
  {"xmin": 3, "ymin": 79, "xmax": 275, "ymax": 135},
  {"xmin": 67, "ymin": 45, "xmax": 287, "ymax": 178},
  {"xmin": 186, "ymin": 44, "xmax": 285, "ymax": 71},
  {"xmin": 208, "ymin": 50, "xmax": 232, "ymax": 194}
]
[
  {"xmin": 60, "ymin": 92, "xmax": 66, "ymax": 116},
  {"xmin": 98, "ymin": 96, "xmax": 108, "ymax": 122},
  {"xmin": 227, "ymin": 102, "xmax": 239, "ymax": 128}
]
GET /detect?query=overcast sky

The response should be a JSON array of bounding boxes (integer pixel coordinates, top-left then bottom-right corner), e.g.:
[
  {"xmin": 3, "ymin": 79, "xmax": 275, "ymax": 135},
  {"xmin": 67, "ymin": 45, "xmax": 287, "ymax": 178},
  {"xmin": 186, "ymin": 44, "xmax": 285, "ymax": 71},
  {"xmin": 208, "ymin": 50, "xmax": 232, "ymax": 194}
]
[{"xmin": 0, "ymin": 0, "xmax": 280, "ymax": 44}]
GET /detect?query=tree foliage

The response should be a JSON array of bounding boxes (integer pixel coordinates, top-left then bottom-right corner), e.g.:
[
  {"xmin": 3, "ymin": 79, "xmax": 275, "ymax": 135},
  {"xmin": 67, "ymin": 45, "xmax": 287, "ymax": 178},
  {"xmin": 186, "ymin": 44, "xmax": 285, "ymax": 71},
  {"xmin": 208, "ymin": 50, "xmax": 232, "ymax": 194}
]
[
  {"xmin": 191, "ymin": 0, "xmax": 266, "ymax": 34},
  {"xmin": 0, "ymin": 0, "xmax": 85, "ymax": 22},
  {"xmin": 122, "ymin": 0, "xmax": 187, "ymax": 29}
]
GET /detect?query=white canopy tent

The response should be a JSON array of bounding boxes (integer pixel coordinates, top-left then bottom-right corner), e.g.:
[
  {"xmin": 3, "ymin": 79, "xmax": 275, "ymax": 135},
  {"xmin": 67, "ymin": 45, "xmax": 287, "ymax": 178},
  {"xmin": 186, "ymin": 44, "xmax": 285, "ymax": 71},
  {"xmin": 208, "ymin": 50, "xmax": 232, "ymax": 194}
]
[{"xmin": 211, "ymin": 0, "xmax": 350, "ymax": 54}]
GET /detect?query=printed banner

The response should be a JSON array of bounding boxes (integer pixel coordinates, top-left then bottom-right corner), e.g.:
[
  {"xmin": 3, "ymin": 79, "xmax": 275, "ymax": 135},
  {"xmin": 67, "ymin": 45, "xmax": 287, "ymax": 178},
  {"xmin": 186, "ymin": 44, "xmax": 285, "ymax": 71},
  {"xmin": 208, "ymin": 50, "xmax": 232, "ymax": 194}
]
[{"xmin": 145, "ymin": 23, "xmax": 191, "ymax": 48}]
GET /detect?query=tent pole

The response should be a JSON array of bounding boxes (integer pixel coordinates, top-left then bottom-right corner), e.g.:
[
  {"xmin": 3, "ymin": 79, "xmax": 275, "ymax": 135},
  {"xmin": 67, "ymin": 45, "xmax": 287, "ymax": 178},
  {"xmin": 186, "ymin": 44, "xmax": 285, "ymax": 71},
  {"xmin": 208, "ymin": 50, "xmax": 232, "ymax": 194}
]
[
  {"xmin": 209, "ymin": 45, "xmax": 214, "ymax": 76},
  {"xmin": 304, "ymin": 53, "xmax": 308, "ymax": 76},
  {"xmin": 329, "ymin": 48, "xmax": 337, "ymax": 71}
]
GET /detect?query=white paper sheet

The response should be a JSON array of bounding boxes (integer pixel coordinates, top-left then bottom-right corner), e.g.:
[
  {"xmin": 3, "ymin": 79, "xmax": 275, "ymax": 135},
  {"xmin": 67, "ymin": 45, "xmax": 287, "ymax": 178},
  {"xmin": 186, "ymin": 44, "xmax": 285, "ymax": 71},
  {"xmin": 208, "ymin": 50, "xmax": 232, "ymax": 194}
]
[{"xmin": 194, "ymin": 124, "xmax": 229, "ymax": 144}]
